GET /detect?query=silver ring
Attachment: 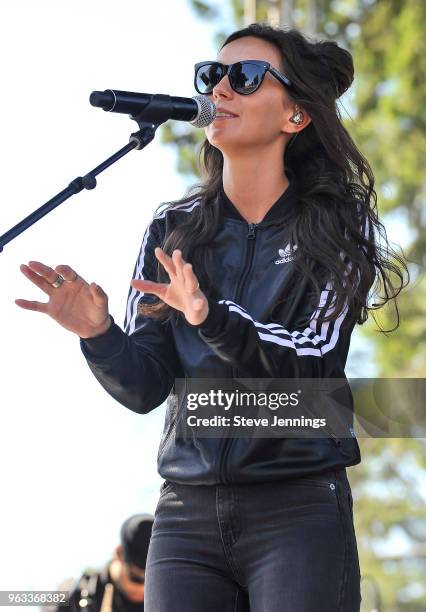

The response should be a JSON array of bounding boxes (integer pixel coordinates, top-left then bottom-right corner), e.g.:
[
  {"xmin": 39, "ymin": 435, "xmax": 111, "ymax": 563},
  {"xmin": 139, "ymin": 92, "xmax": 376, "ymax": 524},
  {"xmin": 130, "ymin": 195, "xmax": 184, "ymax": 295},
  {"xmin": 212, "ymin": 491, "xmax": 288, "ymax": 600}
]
[
  {"xmin": 51, "ymin": 274, "xmax": 65, "ymax": 288},
  {"xmin": 190, "ymin": 281, "xmax": 200, "ymax": 294}
]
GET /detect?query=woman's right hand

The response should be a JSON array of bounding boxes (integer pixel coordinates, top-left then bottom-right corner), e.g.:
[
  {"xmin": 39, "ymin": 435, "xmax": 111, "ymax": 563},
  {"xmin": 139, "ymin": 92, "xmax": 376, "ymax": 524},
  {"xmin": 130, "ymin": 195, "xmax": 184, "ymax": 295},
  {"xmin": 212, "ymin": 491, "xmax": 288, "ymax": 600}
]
[{"xmin": 15, "ymin": 261, "xmax": 112, "ymax": 339}]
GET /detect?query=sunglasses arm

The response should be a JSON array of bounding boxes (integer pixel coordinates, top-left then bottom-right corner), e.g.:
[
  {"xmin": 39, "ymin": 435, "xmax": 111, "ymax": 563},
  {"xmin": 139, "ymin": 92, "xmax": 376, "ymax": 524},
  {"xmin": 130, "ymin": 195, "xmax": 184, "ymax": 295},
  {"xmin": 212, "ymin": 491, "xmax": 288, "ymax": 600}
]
[{"xmin": 268, "ymin": 66, "xmax": 292, "ymax": 88}]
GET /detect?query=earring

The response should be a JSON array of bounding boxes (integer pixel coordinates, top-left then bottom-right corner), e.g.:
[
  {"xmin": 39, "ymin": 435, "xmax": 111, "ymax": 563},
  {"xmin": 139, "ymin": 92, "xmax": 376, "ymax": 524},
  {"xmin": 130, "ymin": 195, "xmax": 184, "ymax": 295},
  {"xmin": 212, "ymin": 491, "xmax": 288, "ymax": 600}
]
[{"xmin": 290, "ymin": 105, "xmax": 304, "ymax": 125}]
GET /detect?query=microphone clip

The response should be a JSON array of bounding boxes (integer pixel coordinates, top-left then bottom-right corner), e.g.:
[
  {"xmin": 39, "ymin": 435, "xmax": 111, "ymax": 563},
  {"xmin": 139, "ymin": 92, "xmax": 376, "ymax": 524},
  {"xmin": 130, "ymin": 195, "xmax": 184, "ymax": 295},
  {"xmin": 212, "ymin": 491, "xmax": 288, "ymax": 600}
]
[{"xmin": 129, "ymin": 93, "xmax": 173, "ymax": 150}]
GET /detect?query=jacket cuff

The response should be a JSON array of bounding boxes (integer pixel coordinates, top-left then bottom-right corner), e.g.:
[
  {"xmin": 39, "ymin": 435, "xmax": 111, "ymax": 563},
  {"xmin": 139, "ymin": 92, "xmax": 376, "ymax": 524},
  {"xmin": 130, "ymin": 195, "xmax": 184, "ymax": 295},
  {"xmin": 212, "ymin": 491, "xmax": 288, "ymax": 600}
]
[
  {"xmin": 79, "ymin": 315, "xmax": 125, "ymax": 359},
  {"xmin": 187, "ymin": 298, "xmax": 228, "ymax": 338}
]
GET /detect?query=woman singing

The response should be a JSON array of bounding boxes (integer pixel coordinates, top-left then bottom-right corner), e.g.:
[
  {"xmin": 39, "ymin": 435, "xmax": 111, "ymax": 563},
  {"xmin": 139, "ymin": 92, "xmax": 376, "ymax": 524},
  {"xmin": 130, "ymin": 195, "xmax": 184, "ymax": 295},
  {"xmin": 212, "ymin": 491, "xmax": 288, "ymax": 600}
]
[{"xmin": 16, "ymin": 23, "xmax": 407, "ymax": 612}]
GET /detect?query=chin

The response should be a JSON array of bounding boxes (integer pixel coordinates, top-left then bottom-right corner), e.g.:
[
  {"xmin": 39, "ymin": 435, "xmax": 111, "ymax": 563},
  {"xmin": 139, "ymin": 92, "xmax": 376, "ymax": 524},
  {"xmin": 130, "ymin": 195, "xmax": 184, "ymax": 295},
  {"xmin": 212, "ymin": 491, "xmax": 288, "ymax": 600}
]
[
  {"xmin": 126, "ymin": 592, "xmax": 145, "ymax": 603},
  {"xmin": 207, "ymin": 136, "xmax": 241, "ymax": 151},
  {"xmin": 207, "ymin": 132, "xmax": 255, "ymax": 152},
  {"xmin": 207, "ymin": 126, "xmax": 239, "ymax": 141}
]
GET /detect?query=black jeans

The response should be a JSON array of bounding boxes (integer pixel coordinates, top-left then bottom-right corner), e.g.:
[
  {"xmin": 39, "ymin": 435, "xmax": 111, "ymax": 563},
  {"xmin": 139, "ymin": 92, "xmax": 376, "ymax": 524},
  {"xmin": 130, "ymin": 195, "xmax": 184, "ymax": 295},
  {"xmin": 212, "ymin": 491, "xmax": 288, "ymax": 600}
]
[{"xmin": 145, "ymin": 468, "xmax": 361, "ymax": 611}]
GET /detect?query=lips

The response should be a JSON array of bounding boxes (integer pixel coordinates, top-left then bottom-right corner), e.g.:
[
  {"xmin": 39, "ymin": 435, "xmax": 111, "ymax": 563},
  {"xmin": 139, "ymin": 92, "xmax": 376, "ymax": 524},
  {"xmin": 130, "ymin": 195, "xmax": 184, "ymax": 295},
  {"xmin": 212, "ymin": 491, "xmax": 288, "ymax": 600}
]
[{"xmin": 215, "ymin": 106, "xmax": 239, "ymax": 118}]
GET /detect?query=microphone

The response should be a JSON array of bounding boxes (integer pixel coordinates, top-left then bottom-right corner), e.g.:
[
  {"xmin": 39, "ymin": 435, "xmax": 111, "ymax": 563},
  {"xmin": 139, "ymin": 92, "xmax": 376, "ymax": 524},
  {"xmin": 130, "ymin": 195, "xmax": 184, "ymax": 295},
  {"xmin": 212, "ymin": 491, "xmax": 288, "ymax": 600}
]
[{"xmin": 89, "ymin": 89, "xmax": 216, "ymax": 128}]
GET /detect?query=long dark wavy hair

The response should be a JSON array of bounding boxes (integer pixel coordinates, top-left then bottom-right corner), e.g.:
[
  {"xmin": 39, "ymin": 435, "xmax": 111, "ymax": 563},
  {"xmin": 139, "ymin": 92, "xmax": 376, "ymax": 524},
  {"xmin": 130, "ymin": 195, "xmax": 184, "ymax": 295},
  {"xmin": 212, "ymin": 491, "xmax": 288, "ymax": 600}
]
[{"xmin": 139, "ymin": 22, "xmax": 409, "ymax": 332}]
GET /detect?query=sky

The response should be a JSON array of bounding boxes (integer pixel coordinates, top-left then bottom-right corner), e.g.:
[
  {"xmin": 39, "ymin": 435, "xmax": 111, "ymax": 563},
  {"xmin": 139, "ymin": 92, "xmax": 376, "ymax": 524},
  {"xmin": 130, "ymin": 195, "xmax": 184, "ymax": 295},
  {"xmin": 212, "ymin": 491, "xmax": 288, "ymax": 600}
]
[
  {"xmin": 0, "ymin": 0, "xmax": 409, "ymax": 601},
  {"xmin": 0, "ymin": 0, "xmax": 219, "ymax": 595}
]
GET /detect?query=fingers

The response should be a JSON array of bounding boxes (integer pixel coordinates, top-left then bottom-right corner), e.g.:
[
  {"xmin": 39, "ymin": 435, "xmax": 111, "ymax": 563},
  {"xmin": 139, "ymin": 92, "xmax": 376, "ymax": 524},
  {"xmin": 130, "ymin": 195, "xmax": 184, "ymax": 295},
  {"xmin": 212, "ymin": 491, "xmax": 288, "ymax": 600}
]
[
  {"xmin": 153, "ymin": 249, "xmax": 200, "ymax": 294},
  {"xmin": 130, "ymin": 278, "xmax": 168, "ymax": 299},
  {"xmin": 182, "ymin": 262, "xmax": 200, "ymax": 294},
  {"xmin": 89, "ymin": 283, "xmax": 108, "ymax": 308},
  {"xmin": 19, "ymin": 261, "xmax": 82, "ymax": 297},
  {"xmin": 26, "ymin": 260, "xmax": 63, "ymax": 285},
  {"xmin": 169, "ymin": 249, "xmax": 195, "ymax": 291},
  {"xmin": 155, "ymin": 247, "xmax": 177, "ymax": 279},
  {"xmin": 192, "ymin": 297, "xmax": 205, "ymax": 311},
  {"xmin": 132, "ymin": 249, "xmax": 200, "ymax": 305},
  {"xmin": 15, "ymin": 298, "xmax": 48, "ymax": 314},
  {"xmin": 55, "ymin": 264, "xmax": 79, "ymax": 283},
  {"xmin": 19, "ymin": 264, "xmax": 54, "ymax": 295},
  {"xmin": 172, "ymin": 250, "xmax": 184, "ymax": 283}
]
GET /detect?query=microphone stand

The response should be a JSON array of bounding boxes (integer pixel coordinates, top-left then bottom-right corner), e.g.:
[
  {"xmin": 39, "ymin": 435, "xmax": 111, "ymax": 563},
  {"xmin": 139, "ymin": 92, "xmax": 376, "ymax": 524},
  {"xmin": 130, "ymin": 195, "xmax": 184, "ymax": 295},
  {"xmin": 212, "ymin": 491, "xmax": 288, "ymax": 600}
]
[{"xmin": 0, "ymin": 94, "xmax": 175, "ymax": 253}]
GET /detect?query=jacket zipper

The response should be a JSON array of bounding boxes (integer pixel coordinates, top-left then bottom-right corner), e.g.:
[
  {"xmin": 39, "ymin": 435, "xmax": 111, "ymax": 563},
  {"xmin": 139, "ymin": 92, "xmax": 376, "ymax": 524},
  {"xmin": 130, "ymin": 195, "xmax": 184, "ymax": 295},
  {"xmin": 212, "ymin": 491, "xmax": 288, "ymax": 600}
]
[{"xmin": 219, "ymin": 222, "xmax": 258, "ymax": 483}]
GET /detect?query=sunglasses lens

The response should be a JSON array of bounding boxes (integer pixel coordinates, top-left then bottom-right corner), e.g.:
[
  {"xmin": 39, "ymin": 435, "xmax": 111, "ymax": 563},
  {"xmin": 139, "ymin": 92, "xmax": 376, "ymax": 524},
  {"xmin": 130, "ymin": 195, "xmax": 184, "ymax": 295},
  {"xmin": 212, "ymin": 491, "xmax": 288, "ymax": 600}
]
[
  {"xmin": 230, "ymin": 62, "xmax": 263, "ymax": 93},
  {"xmin": 125, "ymin": 564, "xmax": 145, "ymax": 584},
  {"xmin": 128, "ymin": 571, "xmax": 144, "ymax": 584},
  {"xmin": 195, "ymin": 63, "xmax": 223, "ymax": 94}
]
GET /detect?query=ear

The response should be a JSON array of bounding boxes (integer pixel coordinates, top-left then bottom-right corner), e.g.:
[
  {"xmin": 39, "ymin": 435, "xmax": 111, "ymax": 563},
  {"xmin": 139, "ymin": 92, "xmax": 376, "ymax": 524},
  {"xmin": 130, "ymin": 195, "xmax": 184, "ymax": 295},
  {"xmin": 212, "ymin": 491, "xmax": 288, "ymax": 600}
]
[
  {"xmin": 115, "ymin": 545, "xmax": 123, "ymax": 561},
  {"xmin": 281, "ymin": 105, "xmax": 311, "ymax": 136}
]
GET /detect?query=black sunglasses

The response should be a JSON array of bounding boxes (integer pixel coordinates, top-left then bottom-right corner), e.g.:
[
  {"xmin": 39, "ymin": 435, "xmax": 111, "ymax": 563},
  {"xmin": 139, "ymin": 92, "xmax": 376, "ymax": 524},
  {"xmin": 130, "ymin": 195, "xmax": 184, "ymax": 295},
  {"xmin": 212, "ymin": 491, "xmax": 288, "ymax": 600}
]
[
  {"xmin": 125, "ymin": 565, "xmax": 145, "ymax": 585},
  {"xmin": 194, "ymin": 60, "xmax": 292, "ymax": 96}
]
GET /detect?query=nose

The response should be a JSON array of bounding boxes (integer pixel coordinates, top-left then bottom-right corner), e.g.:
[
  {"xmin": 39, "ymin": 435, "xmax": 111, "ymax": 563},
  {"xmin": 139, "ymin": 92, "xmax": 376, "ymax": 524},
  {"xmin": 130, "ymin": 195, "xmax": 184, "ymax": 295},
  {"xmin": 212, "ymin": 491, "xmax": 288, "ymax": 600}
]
[{"xmin": 211, "ymin": 74, "xmax": 234, "ymax": 101}]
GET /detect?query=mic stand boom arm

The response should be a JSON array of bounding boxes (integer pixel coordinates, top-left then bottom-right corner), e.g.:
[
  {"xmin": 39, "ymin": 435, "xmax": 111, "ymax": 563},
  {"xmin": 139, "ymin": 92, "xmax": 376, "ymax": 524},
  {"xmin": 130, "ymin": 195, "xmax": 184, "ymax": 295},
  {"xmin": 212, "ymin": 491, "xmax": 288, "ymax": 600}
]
[{"xmin": 0, "ymin": 94, "xmax": 174, "ymax": 253}]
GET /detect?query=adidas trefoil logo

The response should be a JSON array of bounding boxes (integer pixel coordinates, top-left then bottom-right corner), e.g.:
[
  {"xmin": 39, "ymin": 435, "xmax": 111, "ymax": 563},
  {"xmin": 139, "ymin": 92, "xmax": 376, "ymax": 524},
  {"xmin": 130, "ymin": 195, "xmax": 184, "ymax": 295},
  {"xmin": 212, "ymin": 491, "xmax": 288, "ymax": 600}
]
[{"xmin": 275, "ymin": 243, "xmax": 298, "ymax": 264}]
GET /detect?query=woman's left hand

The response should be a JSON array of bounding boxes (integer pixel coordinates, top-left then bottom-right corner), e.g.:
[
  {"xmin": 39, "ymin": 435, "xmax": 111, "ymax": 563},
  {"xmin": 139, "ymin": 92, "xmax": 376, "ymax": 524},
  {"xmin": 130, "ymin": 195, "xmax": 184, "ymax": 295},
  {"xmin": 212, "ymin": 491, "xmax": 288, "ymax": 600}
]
[{"xmin": 130, "ymin": 247, "xmax": 209, "ymax": 326}]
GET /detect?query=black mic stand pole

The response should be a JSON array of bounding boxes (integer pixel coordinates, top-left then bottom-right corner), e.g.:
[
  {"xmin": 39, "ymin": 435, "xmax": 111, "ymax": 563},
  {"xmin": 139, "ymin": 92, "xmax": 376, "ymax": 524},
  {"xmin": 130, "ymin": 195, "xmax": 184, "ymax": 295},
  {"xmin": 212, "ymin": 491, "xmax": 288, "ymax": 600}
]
[{"xmin": 0, "ymin": 95, "xmax": 175, "ymax": 253}]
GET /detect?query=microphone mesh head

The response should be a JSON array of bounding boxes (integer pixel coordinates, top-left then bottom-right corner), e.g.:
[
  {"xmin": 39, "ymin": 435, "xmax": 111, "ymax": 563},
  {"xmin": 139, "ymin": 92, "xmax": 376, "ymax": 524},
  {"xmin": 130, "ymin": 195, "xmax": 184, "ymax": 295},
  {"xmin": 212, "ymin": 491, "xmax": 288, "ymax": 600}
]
[{"xmin": 190, "ymin": 95, "xmax": 216, "ymax": 127}]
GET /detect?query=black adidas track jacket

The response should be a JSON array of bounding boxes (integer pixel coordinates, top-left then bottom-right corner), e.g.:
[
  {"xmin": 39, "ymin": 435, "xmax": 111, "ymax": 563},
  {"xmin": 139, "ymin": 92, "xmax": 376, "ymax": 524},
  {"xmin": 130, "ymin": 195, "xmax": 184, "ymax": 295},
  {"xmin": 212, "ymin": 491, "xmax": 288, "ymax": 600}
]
[{"xmin": 80, "ymin": 169, "xmax": 364, "ymax": 485}]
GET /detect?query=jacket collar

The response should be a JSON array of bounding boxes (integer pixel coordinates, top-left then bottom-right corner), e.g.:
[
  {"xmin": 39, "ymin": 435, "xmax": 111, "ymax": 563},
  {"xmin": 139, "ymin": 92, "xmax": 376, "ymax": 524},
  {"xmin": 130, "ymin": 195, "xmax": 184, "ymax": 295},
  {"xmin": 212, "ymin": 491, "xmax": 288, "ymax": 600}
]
[{"xmin": 219, "ymin": 167, "xmax": 298, "ymax": 226}]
